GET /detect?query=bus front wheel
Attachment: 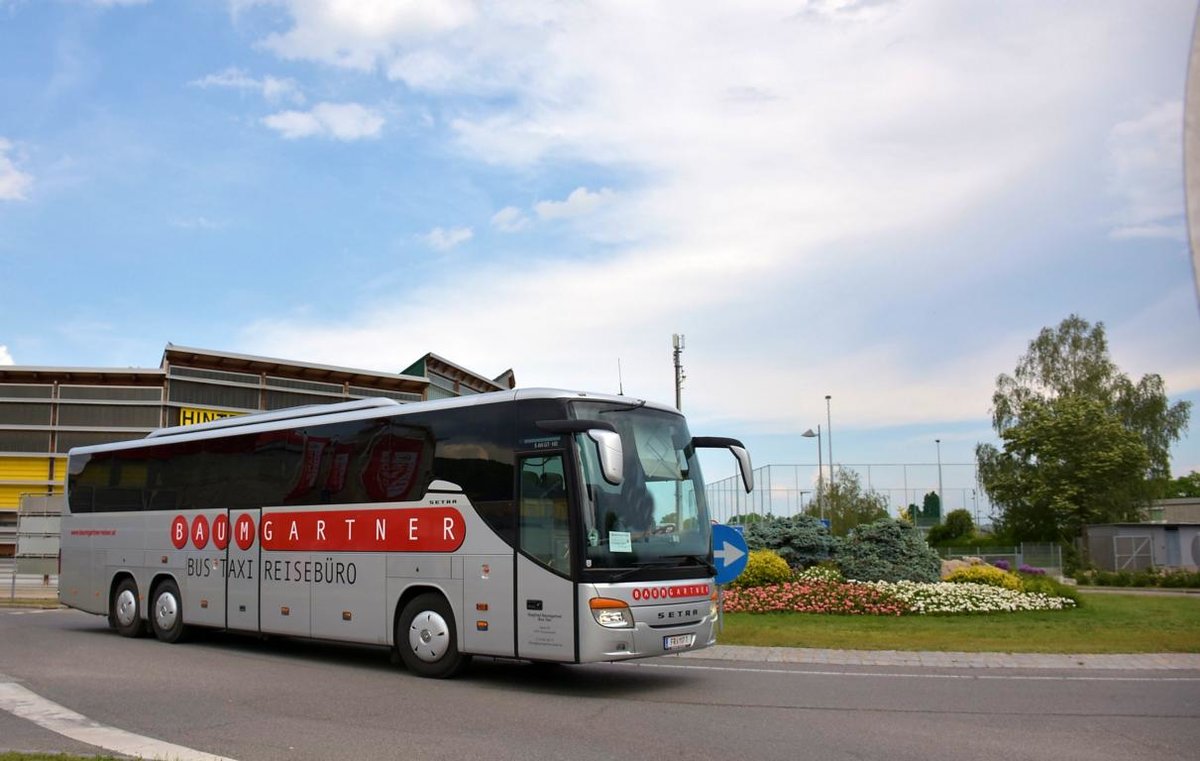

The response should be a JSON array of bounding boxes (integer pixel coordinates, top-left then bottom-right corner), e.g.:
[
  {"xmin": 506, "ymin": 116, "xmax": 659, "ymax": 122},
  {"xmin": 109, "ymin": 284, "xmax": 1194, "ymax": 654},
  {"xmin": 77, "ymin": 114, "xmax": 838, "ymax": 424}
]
[
  {"xmin": 150, "ymin": 579, "xmax": 186, "ymax": 643},
  {"xmin": 396, "ymin": 593, "xmax": 471, "ymax": 679},
  {"xmin": 110, "ymin": 578, "xmax": 143, "ymax": 638}
]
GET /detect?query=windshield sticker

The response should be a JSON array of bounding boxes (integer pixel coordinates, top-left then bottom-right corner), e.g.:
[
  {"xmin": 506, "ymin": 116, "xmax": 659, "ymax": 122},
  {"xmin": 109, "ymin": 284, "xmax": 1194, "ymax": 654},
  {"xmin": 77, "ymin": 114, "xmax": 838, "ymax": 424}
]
[{"xmin": 609, "ymin": 531, "xmax": 633, "ymax": 553}]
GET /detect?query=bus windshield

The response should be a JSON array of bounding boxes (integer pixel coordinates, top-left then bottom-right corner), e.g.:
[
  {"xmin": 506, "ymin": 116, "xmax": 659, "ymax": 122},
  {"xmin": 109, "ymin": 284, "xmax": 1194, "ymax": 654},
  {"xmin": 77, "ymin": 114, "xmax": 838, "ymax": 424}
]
[{"xmin": 570, "ymin": 401, "xmax": 712, "ymax": 572}]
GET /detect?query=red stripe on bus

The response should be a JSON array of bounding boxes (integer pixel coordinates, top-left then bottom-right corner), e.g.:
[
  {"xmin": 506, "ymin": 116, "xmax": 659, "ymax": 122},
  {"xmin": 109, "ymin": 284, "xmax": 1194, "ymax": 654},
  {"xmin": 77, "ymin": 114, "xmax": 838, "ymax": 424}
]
[{"xmin": 259, "ymin": 508, "xmax": 465, "ymax": 553}]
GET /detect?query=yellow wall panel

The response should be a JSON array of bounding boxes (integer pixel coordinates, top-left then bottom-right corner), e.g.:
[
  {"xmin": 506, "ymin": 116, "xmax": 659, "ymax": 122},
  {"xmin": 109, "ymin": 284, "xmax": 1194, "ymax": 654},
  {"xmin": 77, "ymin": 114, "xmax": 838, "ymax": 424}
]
[
  {"xmin": 0, "ymin": 485, "xmax": 38, "ymax": 509},
  {"xmin": 0, "ymin": 457, "xmax": 53, "ymax": 482}
]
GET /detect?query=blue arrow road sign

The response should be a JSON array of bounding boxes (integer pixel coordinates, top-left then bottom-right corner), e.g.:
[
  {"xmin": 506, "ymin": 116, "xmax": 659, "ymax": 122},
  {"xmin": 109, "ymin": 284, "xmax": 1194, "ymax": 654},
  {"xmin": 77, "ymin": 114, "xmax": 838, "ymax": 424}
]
[{"xmin": 712, "ymin": 523, "xmax": 749, "ymax": 585}]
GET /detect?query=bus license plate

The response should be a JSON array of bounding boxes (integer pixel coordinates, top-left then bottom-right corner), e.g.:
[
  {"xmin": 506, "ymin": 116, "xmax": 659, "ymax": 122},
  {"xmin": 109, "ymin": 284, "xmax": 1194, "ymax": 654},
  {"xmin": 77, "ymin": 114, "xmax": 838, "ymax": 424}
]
[{"xmin": 663, "ymin": 634, "xmax": 695, "ymax": 651}]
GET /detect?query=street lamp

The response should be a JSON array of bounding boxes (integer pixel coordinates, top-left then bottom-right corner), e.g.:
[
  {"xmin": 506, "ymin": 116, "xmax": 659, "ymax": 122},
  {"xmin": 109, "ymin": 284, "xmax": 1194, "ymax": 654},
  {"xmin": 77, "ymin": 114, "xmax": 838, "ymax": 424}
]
[
  {"xmin": 825, "ymin": 395, "xmax": 833, "ymax": 488},
  {"xmin": 935, "ymin": 438, "xmax": 944, "ymax": 525},
  {"xmin": 802, "ymin": 426, "xmax": 823, "ymax": 522}
]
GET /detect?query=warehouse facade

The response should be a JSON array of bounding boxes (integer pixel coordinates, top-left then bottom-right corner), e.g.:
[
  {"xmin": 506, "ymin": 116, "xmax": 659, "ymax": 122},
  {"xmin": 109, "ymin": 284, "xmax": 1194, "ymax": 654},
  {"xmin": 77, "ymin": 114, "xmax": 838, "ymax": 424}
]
[{"xmin": 0, "ymin": 344, "xmax": 514, "ymax": 554}]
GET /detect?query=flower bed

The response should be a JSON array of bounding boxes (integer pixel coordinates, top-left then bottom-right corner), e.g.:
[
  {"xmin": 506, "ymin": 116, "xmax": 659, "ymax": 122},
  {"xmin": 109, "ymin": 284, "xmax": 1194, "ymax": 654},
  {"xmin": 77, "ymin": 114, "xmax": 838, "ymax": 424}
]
[
  {"xmin": 723, "ymin": 580, "xmax": 907, "ymax": 615},
  {"xmin": 723, "ymin": 578, "xmax": 1076, "ymax": 615}
]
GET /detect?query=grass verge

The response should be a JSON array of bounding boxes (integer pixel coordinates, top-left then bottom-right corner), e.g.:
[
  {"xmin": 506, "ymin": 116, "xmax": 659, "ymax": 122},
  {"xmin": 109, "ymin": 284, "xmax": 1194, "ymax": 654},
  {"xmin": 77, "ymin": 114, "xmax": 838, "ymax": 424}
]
[{"xmin": 719, "ymin": 592, "xmax": 1200, "ymax": 653}]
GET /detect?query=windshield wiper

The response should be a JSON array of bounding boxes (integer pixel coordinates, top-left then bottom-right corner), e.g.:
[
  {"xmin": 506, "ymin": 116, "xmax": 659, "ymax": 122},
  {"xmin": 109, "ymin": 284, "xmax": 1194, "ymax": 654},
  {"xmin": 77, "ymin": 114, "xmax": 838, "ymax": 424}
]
[
  {"xmin": 597, "ymin": 399, "xmax": 647, "ymax": 414},
  {"xmin": 664, "ymin": 554, "xmax": 717, "ymax": 575}
]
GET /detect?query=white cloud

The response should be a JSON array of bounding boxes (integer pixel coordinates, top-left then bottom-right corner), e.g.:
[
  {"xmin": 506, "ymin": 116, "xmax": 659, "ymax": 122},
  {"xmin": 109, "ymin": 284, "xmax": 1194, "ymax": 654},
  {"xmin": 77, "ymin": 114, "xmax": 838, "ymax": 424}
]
[
  {"xmin": 242, "ymin": 1, "xmax": 1200, "ymax": 438},
  {"xmin": 257, "ymin": 0, "xmax": 477, "ymax": 71},
  {"xmin": 1106, "ymin": 100, "xmax": 1186, "ymax": 240},
  {"xmin": 261, "ymin": 102, "xmax": 384, "ymax": 140},
  {"xmin": 423, "ymin": 226, "xmax": 473, "ymax": 250},
  {"xmin": 190, "ymin": 67, "xmax": 305, "ymax": 104},
  {"xmin": 534, "ymin": 187, "xmax": 614, "ymax": 221},
  {"xmin": 0, "ymin": 345, "xmax": 13, "ymax": 365},
  {"xmin": 0, "ymin": 138, "xmax": 32, "ymax": 201},
  {"xmin": 490, "ymin": 206, "xmax": 530, "ymax": 233}
]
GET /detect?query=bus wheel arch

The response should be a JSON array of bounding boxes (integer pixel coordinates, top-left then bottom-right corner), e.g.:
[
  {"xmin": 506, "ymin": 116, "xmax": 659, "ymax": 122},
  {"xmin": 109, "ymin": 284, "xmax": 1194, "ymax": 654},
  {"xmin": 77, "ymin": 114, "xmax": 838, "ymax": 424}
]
[
  {"xmin": 149, "ymin": 575, "xmax": 186, "ymax": 643},
  {"xmin": 394, "ymin": 588, "xmax": 471, "ymax": 679},
  {"xmin": 109, "ymin": 575, "xmax": 144, "ymax": 638}
]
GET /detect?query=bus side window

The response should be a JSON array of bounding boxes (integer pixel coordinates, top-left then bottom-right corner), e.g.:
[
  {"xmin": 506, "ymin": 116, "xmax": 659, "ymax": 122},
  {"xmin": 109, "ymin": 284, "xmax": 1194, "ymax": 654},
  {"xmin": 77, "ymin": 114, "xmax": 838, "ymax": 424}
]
[{"xmin": 518, "ymin": 455, "xmax": 570, "ymax": 574}]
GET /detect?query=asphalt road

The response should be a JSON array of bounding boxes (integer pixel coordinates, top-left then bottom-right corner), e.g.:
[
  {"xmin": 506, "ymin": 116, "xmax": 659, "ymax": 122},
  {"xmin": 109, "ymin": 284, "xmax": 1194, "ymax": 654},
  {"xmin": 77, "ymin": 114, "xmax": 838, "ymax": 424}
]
[{"xmin": 2, "ymin": 607, "xmax": 1198, "ymax": 761}]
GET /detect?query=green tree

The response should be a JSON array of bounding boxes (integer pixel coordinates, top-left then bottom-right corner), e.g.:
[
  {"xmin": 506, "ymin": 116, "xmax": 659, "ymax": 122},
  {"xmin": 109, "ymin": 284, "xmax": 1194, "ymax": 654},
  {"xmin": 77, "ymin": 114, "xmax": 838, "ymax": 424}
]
[
  {"xmin": 917, "ymin": 491, "xmax": 941, "ymax": 527},
  {"xmin": 805, "ymin": 467, "xmax": 889, "ymax": 536},
  {"xmin": 977, "ymin": 316, "xmax": 1189, "ymax": 542},
  {"xmin": 986, "ymin": 315, "xmax": 1189, "ymax": 481},
  {"xmin": 980, "ymin": 395, "xmax": 1153, "ymax": 542},
  {"xmin": 1156, "ymin": 471, "xmax": 1200, "ymax": 499},
  {"xmin": 926, "ymin": 508, "xmax": 974, "ymax": 545}
]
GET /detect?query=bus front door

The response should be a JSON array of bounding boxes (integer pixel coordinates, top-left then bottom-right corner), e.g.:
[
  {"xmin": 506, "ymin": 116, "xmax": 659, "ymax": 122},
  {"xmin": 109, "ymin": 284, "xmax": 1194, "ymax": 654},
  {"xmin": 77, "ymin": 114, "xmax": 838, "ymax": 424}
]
[
  {"xmin": 516, "ymin": 453, "xmax": 576, "ymax": 661},
  {"xmin": 226, "ymin": 509, "xmax": 260, "ymax": 632}
]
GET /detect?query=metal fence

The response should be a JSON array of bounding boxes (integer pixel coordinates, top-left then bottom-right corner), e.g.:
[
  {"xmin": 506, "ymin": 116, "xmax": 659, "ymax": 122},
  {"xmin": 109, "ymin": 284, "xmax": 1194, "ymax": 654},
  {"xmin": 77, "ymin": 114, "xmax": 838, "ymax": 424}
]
[
  {"xmin": 935, "ymin": 543, "xmax": 1063, "ymax": 578},
  {"xmin": 2, "ymin": 558, "xmax": 58, "ymax": 603},
  {"xmin": 706, "ymin": 462, "xmax": 994, "ymax": 526}
]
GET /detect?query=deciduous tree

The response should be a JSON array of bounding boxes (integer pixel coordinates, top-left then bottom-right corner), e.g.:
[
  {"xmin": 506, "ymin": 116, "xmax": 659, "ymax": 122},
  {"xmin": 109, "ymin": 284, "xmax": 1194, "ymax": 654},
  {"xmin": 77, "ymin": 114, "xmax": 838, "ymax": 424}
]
[
  {"xmin": 976, "ymin": 314, "xmax": 1186, "ymax": 541},
  {"xmin": 805, "ymin": 467, "xmax": 889, "ymax": 537}
]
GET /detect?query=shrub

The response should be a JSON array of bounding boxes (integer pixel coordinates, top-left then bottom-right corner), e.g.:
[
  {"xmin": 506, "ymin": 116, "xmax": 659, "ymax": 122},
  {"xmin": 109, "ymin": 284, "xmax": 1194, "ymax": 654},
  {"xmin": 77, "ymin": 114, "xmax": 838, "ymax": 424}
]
[
  {"xmin": 1017, "ymin": 563, "xmax": 1044, "ymax": 575},
  {"xmin": 993, "ymin": 559, "xmax": 1011, "ymax": 572},
  {"xmin": 945, "ymin": 564, "xmax": 1024, "ymax": 591},
  {"xmin": 1018, "ymin": 574, "xmax": 1080, "ymax": 604},
  {"xmin": 926, "ymin": 509, "xmax": 975, "ymax": 545},
  {"xmin": 729, "ymin": 549, "xmax": 793, "ymax": 588},
  {"xmin": 743, "ymin": 514, "xmax": 834, "ymax": 569},
  {"xmin": 833, "ymin": 518, "xmax": 941, "ymax": 583},
  {"xmin": 1161, "ymin": 570, "xmax": 1200, "ymax": 588}
]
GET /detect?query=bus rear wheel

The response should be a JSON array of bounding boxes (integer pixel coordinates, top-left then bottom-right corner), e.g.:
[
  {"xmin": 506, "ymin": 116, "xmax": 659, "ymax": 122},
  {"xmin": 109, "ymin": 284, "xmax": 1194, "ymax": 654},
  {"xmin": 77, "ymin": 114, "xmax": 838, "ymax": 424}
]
[
  {"xmin": 110, "ymin": 578, "xmax": 143, "ymax": 638},
  {"xmin": 396, "ymin": 593, "xmax": 471, "ymax": 679},
  {"xmin": 150, "ymin": 579, "xmax": 186, "ymax": 643}
]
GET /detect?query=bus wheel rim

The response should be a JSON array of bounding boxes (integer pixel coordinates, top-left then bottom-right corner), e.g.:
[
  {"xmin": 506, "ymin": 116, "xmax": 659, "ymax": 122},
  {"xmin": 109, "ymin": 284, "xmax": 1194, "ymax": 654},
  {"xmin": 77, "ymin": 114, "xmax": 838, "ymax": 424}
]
[
  {"xmin": 155, "ymin": 591, "xmax": 178, "ymax": 632},
  {"xmin": 408, "ymin": 610, "xmax": 450, "ymax": 663},
  {"xmin": 116, "ymin": 589, "xmax": 138, "ymax": 627}
]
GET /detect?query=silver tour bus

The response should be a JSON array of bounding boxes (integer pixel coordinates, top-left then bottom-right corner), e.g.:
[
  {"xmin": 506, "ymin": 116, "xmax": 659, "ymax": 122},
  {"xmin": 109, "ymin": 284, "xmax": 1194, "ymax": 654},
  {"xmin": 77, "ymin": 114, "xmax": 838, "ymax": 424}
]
[{"xmin": 59, "ymin": 389, "xmax": 753, "ymax": 678}]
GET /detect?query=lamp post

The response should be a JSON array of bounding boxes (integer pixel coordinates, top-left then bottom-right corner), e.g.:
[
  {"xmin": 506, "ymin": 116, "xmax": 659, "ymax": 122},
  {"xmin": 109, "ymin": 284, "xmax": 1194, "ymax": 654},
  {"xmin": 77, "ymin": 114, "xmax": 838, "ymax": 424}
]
[
  {"xmin": 935, "ymin": 438, "xmax": 944, "ymax": 525},
  {"xmin": 825, "ymin": 395, "xmax": 833, "ymax": 487},
  {"xmin": 802, "ymin": 426, "xmax": 822, "ymax": 522}
]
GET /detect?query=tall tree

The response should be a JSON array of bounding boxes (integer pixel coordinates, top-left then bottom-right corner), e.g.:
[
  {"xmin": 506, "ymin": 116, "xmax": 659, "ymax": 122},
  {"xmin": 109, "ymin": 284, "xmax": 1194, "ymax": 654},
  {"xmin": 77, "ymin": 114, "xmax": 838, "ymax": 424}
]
[
  {"xmin": 977, "ymin": 315, "xmax": 1189, "ymax": 541},
  {"xmin": 805, "ymin": 467, "xmax": 889, "ymax": 536}
]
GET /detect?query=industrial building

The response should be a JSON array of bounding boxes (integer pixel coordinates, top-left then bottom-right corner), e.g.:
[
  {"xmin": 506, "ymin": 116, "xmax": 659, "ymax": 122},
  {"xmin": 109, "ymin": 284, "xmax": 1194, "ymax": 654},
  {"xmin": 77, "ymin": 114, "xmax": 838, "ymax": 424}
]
[{"xmin": 0, "ymin": 344, "xmax": 514, "ymax": 554}]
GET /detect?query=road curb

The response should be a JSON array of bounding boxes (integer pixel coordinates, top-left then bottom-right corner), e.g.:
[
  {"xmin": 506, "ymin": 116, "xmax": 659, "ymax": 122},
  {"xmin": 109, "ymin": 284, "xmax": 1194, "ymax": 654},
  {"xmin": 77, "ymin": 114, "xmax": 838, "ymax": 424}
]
[{"xmin": 680, "ymin": 644, "xmax": 1200, "ymax": 670}]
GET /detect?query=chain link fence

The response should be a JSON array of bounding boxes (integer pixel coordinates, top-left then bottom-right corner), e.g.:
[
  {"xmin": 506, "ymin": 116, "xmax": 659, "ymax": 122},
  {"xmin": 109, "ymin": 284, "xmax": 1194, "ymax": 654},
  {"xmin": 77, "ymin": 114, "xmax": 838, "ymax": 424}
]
[{"xmin": 706, "ymin": 462, "xmax": 994, "ymax": 526}]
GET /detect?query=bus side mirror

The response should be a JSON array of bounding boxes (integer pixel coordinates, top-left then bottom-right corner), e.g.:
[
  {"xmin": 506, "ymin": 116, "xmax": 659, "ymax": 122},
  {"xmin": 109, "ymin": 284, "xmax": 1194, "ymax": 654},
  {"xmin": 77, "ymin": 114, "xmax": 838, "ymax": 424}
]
[
  {"xmin": 692, "ymin": 437, "xmax": 753, "ymax": 493},
  {"xmin": 586, "ymin": 429, "xmax": 624, "ymax": 486},
  {"xmin": 536, "ymin": 419, "xmax": 625, "ymax": 487}
]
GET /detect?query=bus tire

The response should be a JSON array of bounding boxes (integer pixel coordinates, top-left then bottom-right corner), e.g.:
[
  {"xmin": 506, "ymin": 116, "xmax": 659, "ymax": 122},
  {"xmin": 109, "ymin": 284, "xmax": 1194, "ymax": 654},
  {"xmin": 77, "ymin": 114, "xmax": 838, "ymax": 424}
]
[
  {"xmin": 150, "ymin": 578, "xmax": 186, "ymax": 643},
  {"xmin": 396, "ymin": 593, "xmax": 471, "ymax": 679},
  {"xmin": 111, "ymin": 578, "xmax": 143, "ymax": 638}
]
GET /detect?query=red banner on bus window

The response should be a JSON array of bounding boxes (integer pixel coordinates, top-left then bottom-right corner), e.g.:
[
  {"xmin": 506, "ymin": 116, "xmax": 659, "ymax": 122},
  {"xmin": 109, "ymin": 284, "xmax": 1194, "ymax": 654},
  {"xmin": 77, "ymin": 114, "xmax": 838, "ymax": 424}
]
[{"xmin": 259, "ymin": 508, "xmax": 465, "ymax": 553}]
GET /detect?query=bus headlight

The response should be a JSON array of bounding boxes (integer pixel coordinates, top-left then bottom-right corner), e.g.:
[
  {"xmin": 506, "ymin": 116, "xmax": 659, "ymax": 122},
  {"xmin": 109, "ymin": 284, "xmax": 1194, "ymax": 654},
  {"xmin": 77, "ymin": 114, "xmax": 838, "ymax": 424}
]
[
  {"xmin": 589, "ymin": 597, "xmax": 634, "ymax": 629},
  {"xmin": 710, "ymin": 589, "xmax": 719, "ymax": 618}
]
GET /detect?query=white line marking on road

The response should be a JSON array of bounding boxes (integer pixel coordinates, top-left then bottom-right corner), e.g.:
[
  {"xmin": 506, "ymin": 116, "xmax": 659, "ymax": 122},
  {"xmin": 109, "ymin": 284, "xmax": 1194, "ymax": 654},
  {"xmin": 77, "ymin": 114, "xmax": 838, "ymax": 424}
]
[
  {"xmin": 621, "ymin": 661, "xmax": 1200, "ymax": 682},
  {"xmin": 0, "ymin": 681, "xmax": 238, "ymax": 761}
]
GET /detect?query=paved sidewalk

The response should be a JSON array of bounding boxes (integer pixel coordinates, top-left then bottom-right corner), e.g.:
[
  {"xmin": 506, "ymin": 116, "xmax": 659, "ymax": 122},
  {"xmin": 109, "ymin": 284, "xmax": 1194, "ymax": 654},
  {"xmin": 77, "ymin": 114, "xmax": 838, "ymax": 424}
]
[{"xmin": 681, "ymin": 644, "xmax": 1200, "ymax": 670}]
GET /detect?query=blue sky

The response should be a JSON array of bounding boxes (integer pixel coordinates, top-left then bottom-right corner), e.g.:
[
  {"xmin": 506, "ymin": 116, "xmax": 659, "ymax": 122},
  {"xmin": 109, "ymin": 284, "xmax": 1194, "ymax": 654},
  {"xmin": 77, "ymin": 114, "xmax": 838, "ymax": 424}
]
[{"xmin": 2, "ymin": 0, "xmax": 1198, "ymax": 516}]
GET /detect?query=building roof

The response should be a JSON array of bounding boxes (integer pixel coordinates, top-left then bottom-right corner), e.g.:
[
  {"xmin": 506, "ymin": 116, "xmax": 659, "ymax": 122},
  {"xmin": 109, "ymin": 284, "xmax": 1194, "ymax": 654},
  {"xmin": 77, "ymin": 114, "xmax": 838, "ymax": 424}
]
[
  {"xmin": 403, "ymin": 352, "xmax": 515, "ymax": 392},
  {"xmin": 0, "ymin": 366, "xmax": 165, "ymax": 385},
  {"xmin": 162, "ymin": 344, "xmax": 429, "ymax": 393}
]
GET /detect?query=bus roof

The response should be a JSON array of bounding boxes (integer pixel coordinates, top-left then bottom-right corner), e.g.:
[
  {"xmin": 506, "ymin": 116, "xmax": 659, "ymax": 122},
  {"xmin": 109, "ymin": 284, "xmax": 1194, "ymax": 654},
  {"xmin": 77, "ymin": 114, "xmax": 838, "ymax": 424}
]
[{"xmin": 65, "ymin": 388, "xmax": 681, "ymax": 458}]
